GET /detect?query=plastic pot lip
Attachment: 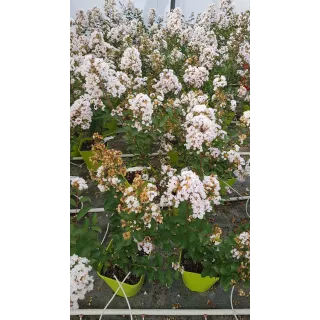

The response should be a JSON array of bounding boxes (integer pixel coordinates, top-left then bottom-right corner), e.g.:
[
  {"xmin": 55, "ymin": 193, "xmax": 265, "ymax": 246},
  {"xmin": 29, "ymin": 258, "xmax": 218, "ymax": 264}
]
[
  {"xmin": 97, "ymin": 270, "xmax": 145, "ymax": 288},
  {"xmin": 179, "ymin": 251, "xmax": 219, "ymax": 279},
  {"xmin": 182, "ymin": 269, "xmax": 219, "ymax": 280}
]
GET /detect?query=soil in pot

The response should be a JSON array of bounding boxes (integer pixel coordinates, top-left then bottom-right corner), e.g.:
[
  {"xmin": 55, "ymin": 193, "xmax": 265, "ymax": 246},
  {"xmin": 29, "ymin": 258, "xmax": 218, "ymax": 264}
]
[
  {"xmin": 81, "ymin": 140, "xmax": 94, "ymax": 151},
  {"xmin": 181, "ymin": 251, "xmax": 204, "ymax": 273},
  {"xmin": 102, "ymin": 265, "xmax": 140, "ymax": 285}
]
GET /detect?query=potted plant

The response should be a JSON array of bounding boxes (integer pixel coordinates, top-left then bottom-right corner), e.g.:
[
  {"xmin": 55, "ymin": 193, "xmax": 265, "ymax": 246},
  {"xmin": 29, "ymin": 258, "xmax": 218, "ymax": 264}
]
[
  {"xmin": 201, "ymin": 223, "xmax": 250, "ymax": 291},
  {"xmin": 89, "ymin": 136, "xmax": 165, "ymax": 296},
  {"xmin": 70, "ymin": 0, "xmax": 251, "ymax": 297}
]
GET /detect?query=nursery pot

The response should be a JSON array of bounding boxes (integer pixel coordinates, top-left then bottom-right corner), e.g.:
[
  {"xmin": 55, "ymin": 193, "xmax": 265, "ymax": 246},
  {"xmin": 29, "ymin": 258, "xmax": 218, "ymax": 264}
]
[
  {"xmin": 97, "ymin": 240, "xmax": 145, "ymax": 297},
  {"xmin": 182, "ymin": 270, "xmax": 219, "ymax": 293},
  {"xmin": 78, "ymin": 138, "xmax": 94, "ymax": 169},
  {"xmin": 180, "ymin": 251, "xmax": 219, "ymax": 293},
  {"xmin": 97, "ymin": 270, "xmax": 145, "ymax": 298},
  {"xmin": 219, "ymin": 178, "xmax": 236, "ymax": 196}
]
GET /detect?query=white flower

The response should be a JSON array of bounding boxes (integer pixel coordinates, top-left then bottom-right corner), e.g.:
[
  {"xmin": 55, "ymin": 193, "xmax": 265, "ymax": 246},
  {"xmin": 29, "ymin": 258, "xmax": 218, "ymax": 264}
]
[
  {"xmin": 238, "ymin": 85, "xmax": 247, "ymax": 97},
  {"xmin": 70, "ymin": 95, "xmax": 93, "ymax": 130},
  {"xmin": 70, "ymin": 177, "xmax": 88, "ymax": 191},
  {"xmin": 199, "ymin": 46, "xmax": 218, "ymax": 70},
  {"xmin": 160, "ymin": 169, "xmax": 220, "ymax": 219},
  {"xmin": 128, "ymin": 93, "xmax": 154, "ymax": 131},
  {"xmin": 183, "ymin": 66, "xmax": 209, "ymax": 88},
  {"xmin": 230, "ymin": 100, "xmax": 237, "ymax": 112},
  {"xmin": 120, "ymin": 47, "xmax": 142, "ymax": 76},
  {"xmin": 172, "ymin": 262, "xmax": 185, "ymax": 274},
  {"xmin": 213, "ymin": 75, "xmax": 227, "ymax": 91},
  {"xmin": 153, "ymin": 69, "xmax": 182, "ymax": 95},
  {"xmin": 240, "ymin": 110, "xmax": 250, "ymax": 127},
  {"xmin": 231, "ymin": 248, "xmax": 241, "ymax": 259},
  {"xmin": 184, "ymin": 105, "xmax": 221, "ymax": 152},
  {"xmin": 70, "ymin": 255, "xmax": 94, "ymax": 310}
]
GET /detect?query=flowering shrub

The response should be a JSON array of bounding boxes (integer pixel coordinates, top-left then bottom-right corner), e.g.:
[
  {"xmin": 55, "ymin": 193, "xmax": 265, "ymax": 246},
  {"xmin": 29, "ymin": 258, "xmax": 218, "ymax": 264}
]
[
  {"xmin": 70, "ymin": 255, "xmax": 94, "ymax": 310},
  {"xmin": 70, "ymin": 0, "xmax": 250, "ymax": 290}
]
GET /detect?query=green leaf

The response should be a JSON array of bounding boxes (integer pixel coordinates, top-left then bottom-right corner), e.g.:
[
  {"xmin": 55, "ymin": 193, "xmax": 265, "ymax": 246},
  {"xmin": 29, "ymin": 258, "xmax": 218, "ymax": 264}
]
[
  {"xmin": 91, "ymin": 226, "xmax": 102, "ymax": 233},
  {"xmin": 80, "ymin": 196, "xmax": 91, "ymax": 203},
  {"xmin": 243, "ymin": 104, "xmax": 250, "ymax": 111},
  {"xmin": 188, "ymin": 232, "xmax": 198, "ymax": 242},
  {"xmin": 92, "ymin": 213, "xmax": 98, "ymax": 225},
  {"xmin": 104, "ymin": 189, "xmax": 120, "ymax": 212},
  {"xmin": 70, "ymin": 198, "xmax": 77, "ymax": 208},
  {"xmin": 77, "ymin": 205, "xmax": 91, "ymax": 221},
  {"xmin": 155, "ymin": 253, "xmax": 163, "ymax": 266}
]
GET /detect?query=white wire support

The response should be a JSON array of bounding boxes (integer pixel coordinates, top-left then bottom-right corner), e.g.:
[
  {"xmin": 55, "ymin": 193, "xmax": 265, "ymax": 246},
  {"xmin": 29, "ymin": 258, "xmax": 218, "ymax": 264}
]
[
  {"xmin": 98, "ymin": 272, "xmax": 131, "ymax": 320},
  {"xmin": 114, "ymin": 275, "xmax": 133, "ymax": 320},
  {"xmin": 71, "ymin": 309, "xmax": 250, "ymax": 316},
  {"xmin": 100, "ymin": 223, "xmax": 109, "ymax": 245},
  {"xmin": 230, "ymin": 286, "xmax": 239, "ymax": 320},
  {"xmin": 222, "ymin": 180, "xmax": 250, "ymax": 217},
  {"xmin": 70, "ymin": 161, "xmax": 86, "ymax": 168}
]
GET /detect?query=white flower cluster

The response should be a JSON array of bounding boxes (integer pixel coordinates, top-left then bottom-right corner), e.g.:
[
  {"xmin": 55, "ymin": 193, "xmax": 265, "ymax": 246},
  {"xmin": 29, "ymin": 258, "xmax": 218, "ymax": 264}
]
[
  {"xmin": 240, "ymin": 110, "xmax": 250, "ymax": 128},
  {"xmin": 238, "ymin": 85, "xmax": 249, "ymax": 100},
  {"xmin": 70, "ymin": 255, "xmax": 94, "ymax": 310},
  {"xmin": 203, "ymin": 175, "xmax": 221, "ymax": 205},
  {"xmin": 213, "ymin": 75, "xmax": 227, "ymax": 91},
  {"xmin": 153, "ymin": 69, "xmax": 182, "ymax": 95},
  {"xmin": 221, "ymin": 146, "xmax": 249, "ymax": 181},
  {"xmin": 185, "ymin": 105, "xmax": 222, "ymax": 153},
  {"xmin": 166, "ymin": 8, "xmax": 184, "ymax": 36},
  {"xmin": 231, "ymin": 231, "xmax": 250, "ymax": 260},
  {"xmin": 120, "ymin": 47, "xmax": 142, "ymax": 76},
  {"xmin": 70, "ymin": 95, "xmax": 93, "ymax": 130},
  {"xmin": 172, "ymin": 262, "xmax": 184, "ymax": 274},
  {"xmin": 239, "ymin": 41, "xmax": 250, "ymax": 65},
  {"xmin": 169, "ymin": 48, "xmax": 185, "ymax": 63},
  {"xmin": 178, "ymin": 91, "xmax": 209, "ymax": 113},
  {"xmin": 128, "ymin": 93, "xmax": 154, "ymax": 131},
  {"xmin": 70, "ymin": 177, "xmax": 88, "ymax": 191},
  {"xmin": 118, "ymin": 179, "xmax": 162, "ymax": 230},
  {"xmin": 183, "ymin": 66, "xmax": 209, "ymax": 88},
  {"xmin": 234, "ymin": 159, "xmax": 250, "ymax": 182},
  {"xmin": 96, "ymin": 165, "xmax": 121, "ymax": 192},
  {"xmin": 79, "ymin": 55, "xmax": 127, "ymax": 109},
  {"xmin": 148, "ymin": 8, "xmax": 156, "ymax": 27},
  {"xmin": 199, "ymin": 46, "xmax": 218, "ymax": 70},
  {"xmin": 137, "ymin": 237, "xmax": 154, "ymax": 254},
  {"xmin": 160, "ymin": 168, "xmax": 221, "ymax": 219}
]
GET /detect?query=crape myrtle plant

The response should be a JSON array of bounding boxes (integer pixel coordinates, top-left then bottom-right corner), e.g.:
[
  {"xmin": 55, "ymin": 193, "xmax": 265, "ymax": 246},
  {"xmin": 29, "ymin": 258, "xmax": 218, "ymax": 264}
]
[
  {"xmin": 70, "ymin": 0, "xmax": 250, "ymax": 288},
  {"xmin": 89, "ymin": 134, "xmax": 170, "ymax": 282},
  {"xmin": 70, "ymin": 0, "xmax": 250, "ymax": 161},
  {"xmin": 70, "ymin": 176, "xmax": 108, "ymax": 272},
  {"xmin": 201, "ymin": 223, "xmax": 250, "ymax": 290}
]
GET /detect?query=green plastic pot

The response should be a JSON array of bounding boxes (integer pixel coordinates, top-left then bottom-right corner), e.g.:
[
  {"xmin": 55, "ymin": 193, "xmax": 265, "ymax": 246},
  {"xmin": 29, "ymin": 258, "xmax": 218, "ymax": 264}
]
[
  {"xmin": 97, "ymin": 240, "xmax": 145, "ymax": 297},
  {"xmin": 182, "ymin": 270, "xmax": 219, "ymax": 292},
  {"xmin": 78, "ymin": 138, "xmax": 94, "ymax": 169},
  {"xmin": 219, "ymin": 178, "xmax": 236, "ymax": 196},
  {"xmin": 179, "ymin": 251, "xmax": 219, "ymax": 292},
  {"xmin": 97, "ymin": 271, "xmax": 144, "ymax": 298}
]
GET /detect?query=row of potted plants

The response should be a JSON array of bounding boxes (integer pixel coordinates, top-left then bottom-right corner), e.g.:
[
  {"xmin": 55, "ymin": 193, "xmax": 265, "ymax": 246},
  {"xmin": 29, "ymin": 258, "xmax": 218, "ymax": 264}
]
[
  {"xmin": 70, "ymin": 0, "xmax": 250, "ymax": 309},
  {"xmin": 70, "ymin": 135, "xmax": 249, "ymax": 304}
]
